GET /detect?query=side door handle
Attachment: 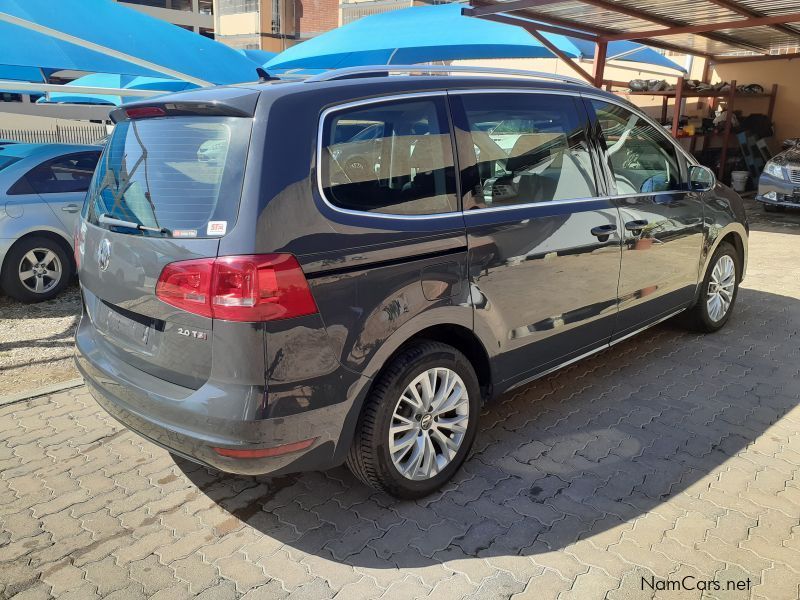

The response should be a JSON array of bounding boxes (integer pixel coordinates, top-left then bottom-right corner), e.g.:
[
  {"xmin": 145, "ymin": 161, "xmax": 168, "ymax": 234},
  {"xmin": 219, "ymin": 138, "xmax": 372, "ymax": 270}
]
[
  {"xmin": 62, "ymin": 204, "xmax": 80, "ymax": 213},
  {"xmin": 625, "ymin": 219, "xmax": 649, "ymax": 234},
  {"xmin": 590, "ymin": 224, "xmax": 617, "ymax": 242}
]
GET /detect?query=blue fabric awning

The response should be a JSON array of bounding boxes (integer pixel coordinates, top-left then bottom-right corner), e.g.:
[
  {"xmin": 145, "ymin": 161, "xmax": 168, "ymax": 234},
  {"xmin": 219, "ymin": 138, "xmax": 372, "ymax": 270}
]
[
  {"xmin": 265, "ymin": 4, "xmax": 579, "ymax": 70},
  {"xmin": 36, "ymin": 72, "xmax": 198, "ymax": 106},
  {"xmin": 563, "ymin": 38, "xmax": 685, "ymax": 72},
  {"xmin": 0, "ymin": 0, "xmax": 258, "ymax": 85}
]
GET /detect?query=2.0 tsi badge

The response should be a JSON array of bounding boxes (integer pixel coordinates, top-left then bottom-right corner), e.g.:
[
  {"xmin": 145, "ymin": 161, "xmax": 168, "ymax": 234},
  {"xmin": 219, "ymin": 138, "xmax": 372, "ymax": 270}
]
[{"xmin": 97, "ymin": 239, "xmax": 111, "ymax": 272}]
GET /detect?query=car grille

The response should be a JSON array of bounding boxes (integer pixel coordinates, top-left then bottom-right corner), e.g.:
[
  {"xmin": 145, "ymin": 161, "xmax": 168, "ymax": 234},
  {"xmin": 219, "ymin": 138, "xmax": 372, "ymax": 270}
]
[{"xmin": 788, "ymin": 167, "xmax": 800, "ymax": 184}]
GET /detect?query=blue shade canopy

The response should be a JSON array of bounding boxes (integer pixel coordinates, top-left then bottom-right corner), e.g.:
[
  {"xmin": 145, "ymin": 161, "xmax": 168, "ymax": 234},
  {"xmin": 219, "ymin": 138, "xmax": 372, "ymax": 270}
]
[
  {"xmin": 37, "ymin": 73, "xmax": 198, "ymax": 106},
  {"xmin": 563, "ymin": 38, "xmax": 685, "ymax": 72},
  {"xmin": 265, "ymin": 3, "xmax": 579, "ymax": 70},
  {"xmin": 238, "ymin": 49, "xmax": 279, "ymax": 65},
  {"xmin": 0, "ymin": 0, "xmax": 258, "ymax": 85}
]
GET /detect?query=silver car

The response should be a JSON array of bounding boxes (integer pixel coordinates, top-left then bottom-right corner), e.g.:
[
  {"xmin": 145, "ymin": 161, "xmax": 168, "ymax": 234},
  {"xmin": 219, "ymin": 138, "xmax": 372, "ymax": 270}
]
[{"xmin": 0, "ymin": 142, "xmax": 101, "ymax": 302}]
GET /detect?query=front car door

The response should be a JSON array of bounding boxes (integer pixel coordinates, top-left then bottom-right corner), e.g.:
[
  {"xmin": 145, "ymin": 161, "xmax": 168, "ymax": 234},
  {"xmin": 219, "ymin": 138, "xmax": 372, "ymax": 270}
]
[
  {"xmin": 586, "ymin": 98, "xmax": 704, "ymax": 340},
  {"xmin": 450, "ymin": 90, "xmax": 622, "ymax": 389}
]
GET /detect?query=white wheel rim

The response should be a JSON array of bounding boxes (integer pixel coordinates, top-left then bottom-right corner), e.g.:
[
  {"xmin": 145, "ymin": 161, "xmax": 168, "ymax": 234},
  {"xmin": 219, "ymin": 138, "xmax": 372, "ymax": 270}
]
[
  {"xmin": 706, "ymin": 254, "xmax": 736, "ymax": 322},
  {"xmin": 389, "ymin": 367, "xmax": 469, "ymax": 481},
  {"xmin": 18, "ymin": 248, "xmax": 62, "ymax": 294}
]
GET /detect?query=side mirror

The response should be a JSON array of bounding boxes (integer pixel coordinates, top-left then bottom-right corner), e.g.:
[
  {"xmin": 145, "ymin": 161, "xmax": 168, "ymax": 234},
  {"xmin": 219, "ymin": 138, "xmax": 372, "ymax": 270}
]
[{"xmin": 689, "ymin": 165, "xmax": 716, "ymax": 192}]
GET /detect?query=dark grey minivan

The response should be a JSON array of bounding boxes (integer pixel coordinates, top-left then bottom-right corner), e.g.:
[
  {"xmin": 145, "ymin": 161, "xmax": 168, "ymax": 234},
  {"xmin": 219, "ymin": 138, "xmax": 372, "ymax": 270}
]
[{"xmin": 75, "ymin": 66, "xmax": 748, "ymax": 498}]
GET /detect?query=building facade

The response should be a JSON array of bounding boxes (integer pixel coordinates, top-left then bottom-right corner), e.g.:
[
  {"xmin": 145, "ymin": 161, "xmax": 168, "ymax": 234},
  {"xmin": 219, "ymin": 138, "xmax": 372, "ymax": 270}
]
[
  {"xmin": 213, "ymin": 0, "xmax": 339, "ymax": 51},
  {"xmin": 118, "ymin": 0, "xmax": 215, "ymax": 36}
]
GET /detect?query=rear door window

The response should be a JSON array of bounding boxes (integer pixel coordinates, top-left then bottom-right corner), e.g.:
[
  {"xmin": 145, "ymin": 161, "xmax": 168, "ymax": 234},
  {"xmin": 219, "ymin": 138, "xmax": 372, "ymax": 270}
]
[
  {"xmin": 319, "ymin": 97, "xmax": 458, "ymax": 215},
  {"xmin": 86, "ymin": 116, "xmax": 251, "ymax": 237},
  {"xmin": 453, "ymin": 93, "xmax": 597, "ymax": 209}
]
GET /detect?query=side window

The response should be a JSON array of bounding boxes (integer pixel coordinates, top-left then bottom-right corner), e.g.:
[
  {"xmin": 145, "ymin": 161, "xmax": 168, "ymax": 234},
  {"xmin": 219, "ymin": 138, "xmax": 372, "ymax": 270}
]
[
  {"xmin": 458, "ymin": 93, "xmax": 597, "ymax": 208},
  {"xmin": 591, "ymin": 100, "xmax": 684, "ymax": 195},
  {"xmin": 22, "ymin": 152, "xmax": 101, "ymax": 195},
  {"xmin": 320, "ymin": 97, "xmax": 457, "ymax": 215}
]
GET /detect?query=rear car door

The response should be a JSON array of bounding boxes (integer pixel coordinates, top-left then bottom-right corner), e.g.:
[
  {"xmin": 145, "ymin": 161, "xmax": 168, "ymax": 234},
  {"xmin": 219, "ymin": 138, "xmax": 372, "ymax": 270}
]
[
  {"xmin": 586, "ymin": 98, "xmax": 704, "ymax": 339},
  {"xmin": 24, "ymin": 151, "xmax": 101, "ymax": 229},
  {"xmin": 450, "ymin": 90, "xmax": 622, "ymax": 387}
]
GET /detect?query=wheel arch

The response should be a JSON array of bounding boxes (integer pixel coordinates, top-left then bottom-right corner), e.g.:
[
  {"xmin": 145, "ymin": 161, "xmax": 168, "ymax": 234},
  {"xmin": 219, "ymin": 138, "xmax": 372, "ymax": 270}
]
[
  {"xmin": 702, "ymin": 222, "xmax": 748, "ymax": 284},
  {"xmin": 1, "ymin": 229, "xmax": 75, "ymax": 279}
]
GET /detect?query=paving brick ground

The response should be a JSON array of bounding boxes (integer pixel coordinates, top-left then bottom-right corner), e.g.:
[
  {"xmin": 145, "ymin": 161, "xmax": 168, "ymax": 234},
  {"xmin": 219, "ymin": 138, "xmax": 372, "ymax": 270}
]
[{"xmin": 2, "ymin": 209, "xmax": 799, "ymax": 599}]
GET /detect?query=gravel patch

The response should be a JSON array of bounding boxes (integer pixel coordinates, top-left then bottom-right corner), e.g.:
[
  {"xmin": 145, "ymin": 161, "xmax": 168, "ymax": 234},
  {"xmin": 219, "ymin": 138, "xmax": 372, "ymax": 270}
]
[{"xmin": 0, "ymin": 282, "xmax": 81, "ymax": 395}]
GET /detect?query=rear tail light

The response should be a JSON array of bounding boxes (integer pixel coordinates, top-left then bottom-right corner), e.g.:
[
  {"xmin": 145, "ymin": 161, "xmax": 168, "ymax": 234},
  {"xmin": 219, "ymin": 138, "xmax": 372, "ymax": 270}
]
[{"xmin": 155, "ymin": 254, "xmax": 318, "ymax": 322}]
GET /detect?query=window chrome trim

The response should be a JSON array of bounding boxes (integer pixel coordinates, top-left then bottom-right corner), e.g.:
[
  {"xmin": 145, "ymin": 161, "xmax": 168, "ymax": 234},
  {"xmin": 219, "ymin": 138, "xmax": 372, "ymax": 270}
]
[
  {"xmin": 315, "ymin": 89, "xmax": 699, "ymax": 221},
  {"xmin": 316, "ymin": 91, "xmax": 462, "ymax": 221}
]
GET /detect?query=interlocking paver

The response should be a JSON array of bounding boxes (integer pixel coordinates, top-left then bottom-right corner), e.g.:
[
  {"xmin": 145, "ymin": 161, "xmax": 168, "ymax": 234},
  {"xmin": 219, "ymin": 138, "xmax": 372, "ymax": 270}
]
[{"xmin": 2, "ymin": 222, "xmax": 799, "ymax": 599}]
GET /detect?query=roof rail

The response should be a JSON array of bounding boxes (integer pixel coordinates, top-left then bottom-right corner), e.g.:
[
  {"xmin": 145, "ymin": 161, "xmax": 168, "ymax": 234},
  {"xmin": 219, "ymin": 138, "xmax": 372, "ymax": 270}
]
[{"xmin": 303, "ymin": 65, "xmax": 592, "ymax": 87}]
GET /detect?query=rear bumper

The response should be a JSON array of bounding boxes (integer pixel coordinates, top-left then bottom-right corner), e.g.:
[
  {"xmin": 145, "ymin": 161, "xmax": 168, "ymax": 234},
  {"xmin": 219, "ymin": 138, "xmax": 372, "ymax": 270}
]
[{"xmin": 75, "ymin": 315, "xmax": 354, "ymax": 476}]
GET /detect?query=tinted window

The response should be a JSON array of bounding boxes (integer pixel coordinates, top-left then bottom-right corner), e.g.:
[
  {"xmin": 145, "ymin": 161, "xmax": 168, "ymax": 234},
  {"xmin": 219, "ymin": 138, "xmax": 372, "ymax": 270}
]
[
  {"xmin": 22, "ymin": 152, "xmax": 100, "ymax": 195},
  {"xmin": 458, "ymin": 93, "xmax": 597, "ymax": 208},
  {"xmin": 87, "ymin": 117, "xmax": 251, "ymax": 237},
  {"xmin": 320, "ymin": 98, "xmax": 457, "ymax": 215},
  {"xmin": 591, "ymin": 100, "xmax": 684, "ymax": 194}
]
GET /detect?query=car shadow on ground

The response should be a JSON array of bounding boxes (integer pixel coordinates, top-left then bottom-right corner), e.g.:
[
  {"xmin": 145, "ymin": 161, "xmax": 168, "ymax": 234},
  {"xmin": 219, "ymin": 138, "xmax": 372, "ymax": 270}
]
[{"xmin": 175, "ymin": 286, "xmax": 799, "ymax": 568}]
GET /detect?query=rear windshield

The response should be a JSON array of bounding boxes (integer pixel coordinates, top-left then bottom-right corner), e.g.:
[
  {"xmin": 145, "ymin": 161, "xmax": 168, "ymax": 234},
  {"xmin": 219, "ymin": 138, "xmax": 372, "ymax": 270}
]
[
  {"xmin": 86, "ymin": 116, "xmax": 251, "ymax": 238},
  {"xmin": 0, "ymin": 156, "xmax": 20, "ymax": 172}
]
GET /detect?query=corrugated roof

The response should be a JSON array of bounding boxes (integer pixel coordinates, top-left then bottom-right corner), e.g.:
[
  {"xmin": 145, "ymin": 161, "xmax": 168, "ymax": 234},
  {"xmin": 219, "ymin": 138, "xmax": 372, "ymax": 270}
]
[{"xmin": 470, "ymin": 0, "xmax": 800, "ymax": 58}]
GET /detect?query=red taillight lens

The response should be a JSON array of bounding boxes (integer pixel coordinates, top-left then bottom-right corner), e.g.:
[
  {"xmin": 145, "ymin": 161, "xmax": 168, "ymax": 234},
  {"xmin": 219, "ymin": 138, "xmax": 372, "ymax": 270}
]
[
  {"xmin": 212, "ymin": 437, "xmax": 316, "ymax": 459},
  {"xmin": 125, "ymin": 106, "xmax": 166, "ymax": 119},
  {"xmin": 155, "ymin": 254, "xmax": 317, "ymax": 322}
]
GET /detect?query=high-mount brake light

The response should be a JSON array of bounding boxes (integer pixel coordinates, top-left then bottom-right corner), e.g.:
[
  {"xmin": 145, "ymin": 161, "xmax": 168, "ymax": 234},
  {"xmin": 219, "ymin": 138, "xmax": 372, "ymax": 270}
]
[
  {"xmin": 125, "ymin": 106, "xmax": 166, "ymax": 119},
  {"xmin": 155, "ymin": 254, "xmax": 318, "ymax": 322}
]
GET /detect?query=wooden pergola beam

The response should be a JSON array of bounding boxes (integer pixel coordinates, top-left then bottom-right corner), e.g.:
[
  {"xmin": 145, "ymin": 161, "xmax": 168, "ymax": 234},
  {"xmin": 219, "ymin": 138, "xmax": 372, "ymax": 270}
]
[
  {"xmin": 601, "ymin": 12, "xmax": 800, "ymax": 41},
  {"xmin": 475, "ymin": 6, "xmax": 716, "ymax": 59},
  {"xmin": 705, "ymin": 0, "xmax": 800, "ymax": 39},
  {"xmin": 573, "ymin": 0, "xmax": 767, "ymax": 53},
  {"xmin": 711, "ymin": 52, "xmax": 800, "ymax": 64},
  {"xmin": 463, "ymin": 0, "xmax": 571, "ymax": 18},
  {"xmin": 478, "ymin": 12, "xmax": 598, "ymax": 41},
  {"xmin": 525, "ymin": 27, "xmax": 596, "ymax": 83}
]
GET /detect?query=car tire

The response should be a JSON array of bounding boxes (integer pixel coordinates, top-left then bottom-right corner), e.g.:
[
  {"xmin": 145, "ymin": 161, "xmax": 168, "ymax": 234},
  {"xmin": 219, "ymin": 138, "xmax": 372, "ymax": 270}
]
[
  {"xmin": 683, "ymin": 241, "xmax": 740, "ymax": 333},
  {"xmin": 346, "ymin": 341, "xmax": 481, "ymax": 499},
  {"xmin": 1, "ymin": 236, "xmax": 72, "ymax": 303}
]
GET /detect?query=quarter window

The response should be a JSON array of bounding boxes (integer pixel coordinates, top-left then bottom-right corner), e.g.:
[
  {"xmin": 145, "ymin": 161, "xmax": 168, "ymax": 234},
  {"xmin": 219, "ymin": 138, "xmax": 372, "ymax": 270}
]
[
  {"xmin": 591, "ymin": 100, "xmax": 684, "ymax": 195},
  {"xmin": 458, "ymin": 93, "xmax": 597, "ymax": 208},
  {"xmin": 320, "ymin": 98, "xmax": 457, "ymax": 215}
]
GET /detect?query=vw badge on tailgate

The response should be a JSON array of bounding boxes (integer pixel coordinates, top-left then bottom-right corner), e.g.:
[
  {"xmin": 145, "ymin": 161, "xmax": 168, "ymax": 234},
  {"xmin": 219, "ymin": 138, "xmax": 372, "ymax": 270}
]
[{"xmin": 97, "ymin": 239, "xmax": 111, "ymax": 272}]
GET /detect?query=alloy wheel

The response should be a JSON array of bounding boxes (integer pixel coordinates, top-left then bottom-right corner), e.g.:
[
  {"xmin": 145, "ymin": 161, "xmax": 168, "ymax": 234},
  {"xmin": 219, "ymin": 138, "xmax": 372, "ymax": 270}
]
[
  {"xmin": 706, "ymin": 254, "xmax": 736, "ymax": 322},
  {"xmin": 389, "ymin": 367, "xmax": 469, "ymax": 481},
  {"xmin": 18, "ymin": 248, "xmax": 62, "ymax": 295}
]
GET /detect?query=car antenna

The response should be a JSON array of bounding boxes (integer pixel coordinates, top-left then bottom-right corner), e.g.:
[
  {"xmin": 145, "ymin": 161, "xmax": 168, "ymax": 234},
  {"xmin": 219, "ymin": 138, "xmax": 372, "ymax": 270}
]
[{"xmin": 256, "ymin": 67, "xmax": 277, "ymax": 82}]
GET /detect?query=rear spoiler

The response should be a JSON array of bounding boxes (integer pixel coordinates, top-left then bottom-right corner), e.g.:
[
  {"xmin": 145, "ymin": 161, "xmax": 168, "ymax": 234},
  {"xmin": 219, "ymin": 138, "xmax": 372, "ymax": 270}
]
[{"xmin": 111, "ymin": 87, "xmax": 261, "ymax": 123}]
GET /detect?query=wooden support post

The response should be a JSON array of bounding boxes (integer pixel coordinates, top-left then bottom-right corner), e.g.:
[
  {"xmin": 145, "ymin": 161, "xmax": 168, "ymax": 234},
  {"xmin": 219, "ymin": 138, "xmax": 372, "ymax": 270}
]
[
  {"xmin": 767, "ymin": 84, "xmax": 778, "ymax": 121},
  {"xmin": 671, "ymin": 77, "xmax": 684, "ymax": 138},
  {"xmin": 593, "ymin": 40, "xmax": 607, "ymax": 88},
  {"xmin": 719, "ymin": 79, "xmax": 737, "ymax": 181},
  {"xmin": 661, "ymin": 96, "xmax": 669, "ymax": 125}
]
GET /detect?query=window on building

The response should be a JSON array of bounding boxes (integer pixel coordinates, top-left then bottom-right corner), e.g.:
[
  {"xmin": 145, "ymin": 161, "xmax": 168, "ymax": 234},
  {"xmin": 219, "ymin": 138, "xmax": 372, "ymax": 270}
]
[
  {"xmin": 320, "ymin": 98, "xmax": 457, "ymax": 215},
  {"xmin": 591, "ymin": 100, "xmax": 684, "ymax": 195},
  {"xmin": 457, "ymin": 93, "xmax": 597, "ymax": 208}
]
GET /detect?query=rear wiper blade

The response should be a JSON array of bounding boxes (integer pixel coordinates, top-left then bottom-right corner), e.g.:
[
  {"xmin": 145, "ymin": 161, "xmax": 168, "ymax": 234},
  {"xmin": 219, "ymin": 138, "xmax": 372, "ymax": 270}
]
[{"xmin": 99, "ymin": 213, "xmax": 170, "ymax": 235}]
